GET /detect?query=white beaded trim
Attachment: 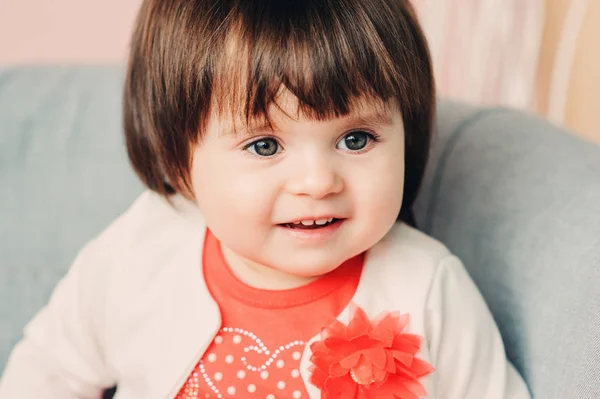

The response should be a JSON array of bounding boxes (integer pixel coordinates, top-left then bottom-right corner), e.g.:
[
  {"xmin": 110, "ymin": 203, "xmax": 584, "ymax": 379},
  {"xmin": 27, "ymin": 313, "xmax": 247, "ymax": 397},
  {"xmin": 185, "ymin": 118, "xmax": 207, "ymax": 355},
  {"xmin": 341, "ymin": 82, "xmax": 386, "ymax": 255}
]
[
  {"xmin": 221, "ymin": 327, "xmax": 305, "ymax": 372},
  {"xmin": 199, "ymin": 363, "xmax": 223, "ymax": 399}
]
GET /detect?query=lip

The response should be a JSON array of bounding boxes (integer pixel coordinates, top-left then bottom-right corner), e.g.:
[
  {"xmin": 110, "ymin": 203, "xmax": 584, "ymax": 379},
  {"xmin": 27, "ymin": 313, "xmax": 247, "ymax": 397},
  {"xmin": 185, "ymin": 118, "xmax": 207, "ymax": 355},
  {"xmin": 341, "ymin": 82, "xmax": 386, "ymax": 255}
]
[{"xmin": 277, "ymin": 218, "xmax": 345, "ymax": 242}]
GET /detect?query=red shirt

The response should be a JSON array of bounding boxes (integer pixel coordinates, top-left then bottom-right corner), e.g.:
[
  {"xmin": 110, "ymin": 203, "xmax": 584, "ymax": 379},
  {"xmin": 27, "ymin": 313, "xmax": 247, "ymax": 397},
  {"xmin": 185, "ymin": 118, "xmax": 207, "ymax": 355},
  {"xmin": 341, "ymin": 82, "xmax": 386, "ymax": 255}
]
[{"xmin": 175, "ymin": 229, "xmax": 363, "ymax": 398}]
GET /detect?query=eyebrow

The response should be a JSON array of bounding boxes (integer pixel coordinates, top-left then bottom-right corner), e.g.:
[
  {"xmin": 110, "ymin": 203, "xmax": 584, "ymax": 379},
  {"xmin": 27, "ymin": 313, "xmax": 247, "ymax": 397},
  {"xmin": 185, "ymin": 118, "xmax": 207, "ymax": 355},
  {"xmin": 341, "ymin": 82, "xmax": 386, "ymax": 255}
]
[
  {"xmin": 221, "ymin": 109, "xmax": 394, "ymax": 138},
  {"xmin": 340, "ymin": 110, "xmax": 394, "ymax": 130},
  {"xmin": 221, "ymin": 120, "xmax": 275, "ymax": 138}
]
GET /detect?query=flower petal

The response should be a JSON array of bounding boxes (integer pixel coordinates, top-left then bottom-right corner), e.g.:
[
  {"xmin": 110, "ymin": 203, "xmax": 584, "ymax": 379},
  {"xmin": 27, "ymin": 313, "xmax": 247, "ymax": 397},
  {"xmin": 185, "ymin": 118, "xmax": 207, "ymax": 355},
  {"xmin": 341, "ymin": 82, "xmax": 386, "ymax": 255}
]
[
  {"xmin": 390, "ymin": 350, "xmax": 413, "ymax": 366},
  {"xmin": 410, "ymin": 357, "xmax": 435, "ymax": 377},
  {"xmin": 388, "ymin": 380, "xmax": 422, "ymax": 399},
  {"xmin": 310, "ymin": 353, "xmax": 338, "ymax": 378},
  {"xmin": 373, "ymin": 366, "xmax": 389, "ymax": 382},
  {"xmin": 351, "ymin": 357, "xmax": 375, "ymax": 384},
  {"xmin": 401, "ymin": 379, "xmax": 428, "ymax": 396},
  {"xmin": 372, "ymin": 393, "xmax": 395, "ymax": 399},
  {"xmin": 395, "ymin": 313, "xmax": 410, "ymax": 333},
  {"xmin": 364, "ymin": 347, "xmax": 387, "ymax": 369},
  {"xmin": 392, "ymin": 334, "xmax": 422, "ymax": 354},
  {"xmin": 322, "ymin": 320, "xmax": 348, "ymax": 339},
  {"xmin": 392, "ymin": 385, "xmax": 420, "ymax": 399},
  {"xmin": 393, "ymin": 357, "xmax": 434, "ymax": 380},
  {"xmin": 387, "ymin": 373, "xmax": 428, "ymax": 399},
  {"xmin": 385, "ymin": 351, "xmax": 397, "ymax": 373},
  {"xmin": 357, "ymin": 386, "xmax": 381, "ymax": 399},
  {"xmin": 339, "ymin": 352, "xmax": 362, "ymax": 369},
  {"xmin": 323, "ymin": 376, "xmax": 358, "ymax": 399},
  {"xmin": 309, "ymin": 365, "xmax": 328, "ymax": 389},
  {"xmin": 325, "ymin": 337, "xmax": 365, "ymax": 358},
  {"xmin": 347, "ymin": 304, "xmax": 372, "ymax": 339},
  {"xmin": 370, "ymin": 313, "xmax": 398, "ymax": 345},
  {"xmin": 377, "ymin": 379, "xmax": 419, "ymax": 399},
  {"xmin": 329, "ymin": 362, "xmax": 349, "ymax": 378},
  {"xmin": 310, "ymin": 340, "xmax": 328, "ymax": 357},
  {"xmin": 394, "ymin": 361, "xmax": 418, "ymax": 380}
]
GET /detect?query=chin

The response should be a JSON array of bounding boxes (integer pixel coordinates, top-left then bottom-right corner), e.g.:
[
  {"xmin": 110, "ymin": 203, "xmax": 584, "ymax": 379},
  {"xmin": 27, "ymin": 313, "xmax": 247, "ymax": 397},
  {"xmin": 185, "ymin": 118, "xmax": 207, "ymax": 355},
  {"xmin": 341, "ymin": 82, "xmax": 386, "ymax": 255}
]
[{"xmin": 274, "ymin": 255, "xmax": 349, "ymax": 277}]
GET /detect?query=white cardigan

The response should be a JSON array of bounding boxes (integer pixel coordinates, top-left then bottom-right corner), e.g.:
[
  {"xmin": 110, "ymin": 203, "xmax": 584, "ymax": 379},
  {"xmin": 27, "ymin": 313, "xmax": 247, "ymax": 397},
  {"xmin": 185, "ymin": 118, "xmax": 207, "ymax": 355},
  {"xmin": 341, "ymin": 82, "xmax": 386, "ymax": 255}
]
[{"xmin": 0, "ymin": 191, "xmax": 530, "ymax": 399}]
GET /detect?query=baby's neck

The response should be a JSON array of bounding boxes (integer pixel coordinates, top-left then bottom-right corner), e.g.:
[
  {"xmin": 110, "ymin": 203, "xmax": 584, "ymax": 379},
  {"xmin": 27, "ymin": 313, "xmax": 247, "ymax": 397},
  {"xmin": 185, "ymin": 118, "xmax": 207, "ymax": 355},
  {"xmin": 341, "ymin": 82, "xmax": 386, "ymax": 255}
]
[{"xmin": 221, "ymin": 245, "xmax": 318, "ymax": 290}]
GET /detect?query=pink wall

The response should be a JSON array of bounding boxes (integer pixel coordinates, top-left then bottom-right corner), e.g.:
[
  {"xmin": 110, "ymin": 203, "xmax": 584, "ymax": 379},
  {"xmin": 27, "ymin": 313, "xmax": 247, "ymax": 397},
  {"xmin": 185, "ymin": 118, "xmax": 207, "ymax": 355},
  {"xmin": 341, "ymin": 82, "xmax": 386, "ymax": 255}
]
[{"xmin": 0, "ymin": 0, "xmax": 142, "ymax": 65}]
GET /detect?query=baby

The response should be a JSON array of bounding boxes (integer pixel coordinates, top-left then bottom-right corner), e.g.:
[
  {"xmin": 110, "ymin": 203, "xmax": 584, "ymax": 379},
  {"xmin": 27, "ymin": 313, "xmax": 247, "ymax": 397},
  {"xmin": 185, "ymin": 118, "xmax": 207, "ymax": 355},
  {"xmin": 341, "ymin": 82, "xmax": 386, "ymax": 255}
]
[{"xmin": 0, "ymin": 0, "xmax": 531, "ymax": 398}]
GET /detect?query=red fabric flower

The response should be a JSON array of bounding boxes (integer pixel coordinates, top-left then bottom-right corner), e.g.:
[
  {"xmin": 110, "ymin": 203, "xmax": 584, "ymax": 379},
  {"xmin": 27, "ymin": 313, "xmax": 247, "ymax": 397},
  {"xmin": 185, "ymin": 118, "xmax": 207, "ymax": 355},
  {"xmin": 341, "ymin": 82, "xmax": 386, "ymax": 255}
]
[{"xmin": 309, "ymin": 304, "xmax": 434, "ymax": 399}]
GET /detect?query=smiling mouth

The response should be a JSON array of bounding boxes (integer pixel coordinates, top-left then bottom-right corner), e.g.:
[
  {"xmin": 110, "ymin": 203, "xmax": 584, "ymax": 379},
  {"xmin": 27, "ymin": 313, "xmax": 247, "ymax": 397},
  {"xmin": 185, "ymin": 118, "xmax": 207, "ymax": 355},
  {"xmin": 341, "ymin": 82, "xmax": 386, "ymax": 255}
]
[{"xmin": 281, "ymin": 218, "xmax": 343, "ymax": 230}]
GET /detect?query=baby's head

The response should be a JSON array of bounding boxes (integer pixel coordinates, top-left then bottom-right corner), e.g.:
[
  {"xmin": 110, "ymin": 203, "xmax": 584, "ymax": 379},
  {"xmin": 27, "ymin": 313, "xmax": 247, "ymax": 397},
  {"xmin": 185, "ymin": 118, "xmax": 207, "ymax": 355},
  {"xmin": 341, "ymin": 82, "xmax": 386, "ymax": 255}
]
[{"xmin": 123, "ymin": 0, "xmax": 434, "ymax": 279}]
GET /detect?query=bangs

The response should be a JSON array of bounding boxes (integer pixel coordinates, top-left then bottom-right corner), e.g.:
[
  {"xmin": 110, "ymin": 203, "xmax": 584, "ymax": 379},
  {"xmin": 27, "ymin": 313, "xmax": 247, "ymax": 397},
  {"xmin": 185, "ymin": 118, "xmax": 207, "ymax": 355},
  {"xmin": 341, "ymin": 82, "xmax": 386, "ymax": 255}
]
[{"xmin": 206, "ymin": 0, "xmax": 418, "ymax": 131}]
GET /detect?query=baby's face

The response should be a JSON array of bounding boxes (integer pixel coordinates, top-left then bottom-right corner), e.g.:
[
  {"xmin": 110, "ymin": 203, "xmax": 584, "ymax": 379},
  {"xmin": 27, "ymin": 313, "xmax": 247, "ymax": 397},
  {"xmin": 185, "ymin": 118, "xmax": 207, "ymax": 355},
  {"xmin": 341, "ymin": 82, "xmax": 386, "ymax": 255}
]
[{"xmin": 191, "ymin": 92, "xmax": 405, "ymax": 282}]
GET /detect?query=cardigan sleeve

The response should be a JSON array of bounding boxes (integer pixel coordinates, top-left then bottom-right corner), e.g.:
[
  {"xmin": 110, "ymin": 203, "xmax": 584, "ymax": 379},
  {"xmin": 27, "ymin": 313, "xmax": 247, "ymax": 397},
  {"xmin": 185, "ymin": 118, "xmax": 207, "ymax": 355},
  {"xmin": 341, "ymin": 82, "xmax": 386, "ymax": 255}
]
[
  {"xmin": 0, "ymin": 239, "xmax": 114, "ymax": 399},
  {"xmin": 425, "ymin": 255, "xmax": 531, "ymax": 399}
]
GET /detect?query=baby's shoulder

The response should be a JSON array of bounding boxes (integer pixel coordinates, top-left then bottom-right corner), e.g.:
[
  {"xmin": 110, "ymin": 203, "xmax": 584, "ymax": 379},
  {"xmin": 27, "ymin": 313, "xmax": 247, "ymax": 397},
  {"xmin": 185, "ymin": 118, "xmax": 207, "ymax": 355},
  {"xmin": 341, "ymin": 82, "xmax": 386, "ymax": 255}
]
[
  {"xmin": 367, "ymin": 222, "xmax": 453, "ymax": 276},
  {"xmin": 355, "ymin": 223, "xmax": 462, "ymax": 320},
  {"xmin": 75, "ymin": 190, "xmax": 206, "ymax": 284},
  {"xmin": 97, "ymin": 190, "xmax": 202, "ymax": 247}
]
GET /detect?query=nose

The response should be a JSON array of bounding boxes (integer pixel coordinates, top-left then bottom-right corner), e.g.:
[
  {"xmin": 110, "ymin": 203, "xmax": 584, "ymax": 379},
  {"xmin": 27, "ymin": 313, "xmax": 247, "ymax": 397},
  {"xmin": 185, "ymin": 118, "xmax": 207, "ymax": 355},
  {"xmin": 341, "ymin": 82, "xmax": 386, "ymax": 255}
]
[{"xmin": 285, "ymin": 155, "xmax": 344, "ymax": 199}]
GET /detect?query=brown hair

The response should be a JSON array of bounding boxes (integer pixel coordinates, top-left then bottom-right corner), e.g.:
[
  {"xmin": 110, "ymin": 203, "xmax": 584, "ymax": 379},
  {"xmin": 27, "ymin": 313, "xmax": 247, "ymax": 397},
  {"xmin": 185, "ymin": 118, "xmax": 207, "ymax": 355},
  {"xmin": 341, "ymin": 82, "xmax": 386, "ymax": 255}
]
[{"xmin": 123, "ymin": 0, "xmax": 435, "ymax": 226}]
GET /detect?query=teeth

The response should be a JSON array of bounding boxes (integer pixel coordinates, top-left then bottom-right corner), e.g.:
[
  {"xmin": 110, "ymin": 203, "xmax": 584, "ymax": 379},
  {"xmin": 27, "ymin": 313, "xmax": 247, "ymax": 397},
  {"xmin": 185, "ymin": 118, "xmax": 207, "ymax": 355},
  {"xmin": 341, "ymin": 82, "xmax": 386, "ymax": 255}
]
[{"xmin": 288, "ymin": 218, "xmax": 336, "ymax": 226}]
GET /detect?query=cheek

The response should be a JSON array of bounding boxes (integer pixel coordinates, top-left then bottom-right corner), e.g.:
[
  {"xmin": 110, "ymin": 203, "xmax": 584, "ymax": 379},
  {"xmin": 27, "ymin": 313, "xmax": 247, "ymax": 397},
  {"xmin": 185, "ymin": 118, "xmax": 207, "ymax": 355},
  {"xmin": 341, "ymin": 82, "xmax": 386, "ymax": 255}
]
[
  {"xmin": 354, "ymin": 141, "xmax": 405, "ymax": 225},
  {"xmin": 367, "ymin": 161, "xmax": 404, "ymax": 214},
  {"xmin": 190, "ymin": 151, "xmax": 276, "ymax": 232}
]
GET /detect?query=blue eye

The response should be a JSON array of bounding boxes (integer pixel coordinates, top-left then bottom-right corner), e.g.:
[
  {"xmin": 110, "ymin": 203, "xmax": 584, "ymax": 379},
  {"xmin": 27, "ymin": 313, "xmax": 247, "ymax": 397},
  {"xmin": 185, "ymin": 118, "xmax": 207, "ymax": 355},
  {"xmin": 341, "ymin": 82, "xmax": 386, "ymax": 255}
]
[
  {"xmin": 246, "ymin": 138, "xmax": 280, "ymax": 156},
  {"xmin": 337, "ymin": 131, "xmax": 376, "ymax": 151}
]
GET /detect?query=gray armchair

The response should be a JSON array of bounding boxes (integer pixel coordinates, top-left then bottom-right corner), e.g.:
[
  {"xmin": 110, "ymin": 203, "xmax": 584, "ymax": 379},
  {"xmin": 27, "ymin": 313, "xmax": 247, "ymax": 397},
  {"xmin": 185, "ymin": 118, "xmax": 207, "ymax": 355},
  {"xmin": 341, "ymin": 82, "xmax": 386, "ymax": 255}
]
[{"xmin": 1, "ymin": 66, "xmax": 599, "ymax": 398}]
